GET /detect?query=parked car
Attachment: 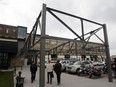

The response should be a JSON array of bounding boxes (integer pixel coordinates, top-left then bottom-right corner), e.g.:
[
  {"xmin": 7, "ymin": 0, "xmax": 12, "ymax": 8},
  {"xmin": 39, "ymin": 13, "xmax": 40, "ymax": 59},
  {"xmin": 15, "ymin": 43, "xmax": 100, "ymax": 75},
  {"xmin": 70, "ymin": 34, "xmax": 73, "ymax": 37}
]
[
  {"xmin": 66, "ymin": 60, "xmax": 93, "ymax": 74},
  {"xmin": 93, "ymin": 61, "xmax": 105, "ymax": 68},
  {"xmin": 60, "ymin": 60, "xmax": 70, "ymax": 72},
  {"xmin": 62, "ymin": 61, "xmax": 76, "ymax": 72}
]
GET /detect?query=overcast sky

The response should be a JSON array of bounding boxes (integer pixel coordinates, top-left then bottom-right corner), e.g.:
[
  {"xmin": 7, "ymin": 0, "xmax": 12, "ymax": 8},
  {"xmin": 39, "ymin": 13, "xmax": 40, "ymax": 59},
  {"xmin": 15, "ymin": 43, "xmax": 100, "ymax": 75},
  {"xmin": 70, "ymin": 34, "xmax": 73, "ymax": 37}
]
[{"xmin": 0, "ymin": 0, "xmax": 116, "ymax": 56}]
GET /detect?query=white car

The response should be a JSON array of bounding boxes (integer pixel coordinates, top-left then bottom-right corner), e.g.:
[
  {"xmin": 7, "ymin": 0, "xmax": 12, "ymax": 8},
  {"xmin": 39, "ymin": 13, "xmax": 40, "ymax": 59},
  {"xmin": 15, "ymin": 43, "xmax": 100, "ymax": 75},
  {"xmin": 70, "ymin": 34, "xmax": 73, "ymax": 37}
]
[
  {"xmin": 60, "ymin": 60, "xmax": 70, "ymax": 71},
  {"xmin": 92, "ymin": 61, "xmax": 105, "ymax": 69},
  {"xmin": 66, "ymin": 61, "xmax": 93, "ymax": 74}
]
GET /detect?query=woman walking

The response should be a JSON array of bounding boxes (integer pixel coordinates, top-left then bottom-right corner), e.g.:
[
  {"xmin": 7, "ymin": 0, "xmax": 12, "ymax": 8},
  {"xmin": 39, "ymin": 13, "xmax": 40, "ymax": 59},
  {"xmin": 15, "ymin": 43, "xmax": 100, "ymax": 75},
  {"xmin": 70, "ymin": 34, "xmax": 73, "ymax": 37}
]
[{"xmin": 46, "ymin": 60, "xmax": 54, "ymax": 84}]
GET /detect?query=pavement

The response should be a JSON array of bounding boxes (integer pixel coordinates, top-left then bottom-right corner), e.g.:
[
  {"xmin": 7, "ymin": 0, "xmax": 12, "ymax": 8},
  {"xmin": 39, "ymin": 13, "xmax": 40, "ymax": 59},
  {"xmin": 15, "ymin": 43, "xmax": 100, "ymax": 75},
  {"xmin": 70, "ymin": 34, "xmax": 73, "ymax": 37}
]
[{"xmin": 14, "ymin": 65, "xmax": 116, "ymax": 87}]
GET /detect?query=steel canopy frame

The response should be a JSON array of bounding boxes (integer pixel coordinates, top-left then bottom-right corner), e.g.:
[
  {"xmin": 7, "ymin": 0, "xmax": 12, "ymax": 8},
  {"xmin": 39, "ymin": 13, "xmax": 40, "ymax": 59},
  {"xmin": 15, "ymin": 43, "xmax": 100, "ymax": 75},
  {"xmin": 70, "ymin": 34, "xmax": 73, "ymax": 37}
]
[{"xmin": 20, "ymin": 3, "xmax": 113, "ymax": 87}]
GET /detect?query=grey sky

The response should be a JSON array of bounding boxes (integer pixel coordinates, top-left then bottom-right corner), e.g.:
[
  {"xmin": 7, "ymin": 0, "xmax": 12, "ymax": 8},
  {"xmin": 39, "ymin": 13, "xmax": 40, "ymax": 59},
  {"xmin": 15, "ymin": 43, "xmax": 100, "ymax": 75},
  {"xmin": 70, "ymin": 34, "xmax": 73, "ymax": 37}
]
[{"xmin": 0, "ymin": 0, "xmax": 116, "ymax": 55}]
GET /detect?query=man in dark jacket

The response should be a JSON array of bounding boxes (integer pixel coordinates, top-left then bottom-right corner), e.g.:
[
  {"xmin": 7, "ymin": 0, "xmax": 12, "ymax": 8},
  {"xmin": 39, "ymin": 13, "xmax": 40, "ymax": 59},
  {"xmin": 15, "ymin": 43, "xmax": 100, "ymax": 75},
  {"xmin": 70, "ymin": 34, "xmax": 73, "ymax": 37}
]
[
  {"xmin": 30, "ymin": 61, "xmax": 37, "ymax": 83},
  {"xmin": 54, "ymin": 60, "xmax": 62, "ymax": 85}
]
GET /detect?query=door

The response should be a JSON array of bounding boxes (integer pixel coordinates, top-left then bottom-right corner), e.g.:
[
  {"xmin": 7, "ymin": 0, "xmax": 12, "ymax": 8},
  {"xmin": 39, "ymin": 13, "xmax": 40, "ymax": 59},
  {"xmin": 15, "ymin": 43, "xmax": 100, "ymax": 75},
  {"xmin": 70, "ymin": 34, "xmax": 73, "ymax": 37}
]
[{"xmin": 0, "ymin": 53, "xmax": 8, "ymax": 69}]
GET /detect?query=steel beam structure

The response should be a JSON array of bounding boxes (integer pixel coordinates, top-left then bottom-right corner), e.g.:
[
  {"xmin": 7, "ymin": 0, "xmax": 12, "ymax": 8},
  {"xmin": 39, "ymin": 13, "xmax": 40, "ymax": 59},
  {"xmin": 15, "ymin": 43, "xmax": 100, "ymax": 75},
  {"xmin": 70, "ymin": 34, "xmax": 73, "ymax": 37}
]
[
  {"xmin": 103, "ymin": 24, "xmax": 113, "ymax": 82},
  {"xmin": 39, "ymin": 4, "xmax": 46, "ymax": 87},
  {"xmin": 19, "ymin": 3, "xmax": 113, "ymax": 87}
]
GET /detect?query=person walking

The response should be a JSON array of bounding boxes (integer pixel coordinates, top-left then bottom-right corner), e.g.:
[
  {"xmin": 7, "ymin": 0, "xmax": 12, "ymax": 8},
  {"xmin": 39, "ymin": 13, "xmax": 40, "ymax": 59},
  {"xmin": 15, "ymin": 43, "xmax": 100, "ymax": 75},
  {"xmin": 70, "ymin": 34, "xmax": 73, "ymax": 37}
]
[
  {"xmin": 30, "ymin": 61, "xmax": 37, "ymax": 83},
  {"xmin": 54, "ymin": 60, "xmax": 62, "ymax": 85},
  {"xmin": 46, "ymin": 60, "xmax": 54, "ymax": 84}
]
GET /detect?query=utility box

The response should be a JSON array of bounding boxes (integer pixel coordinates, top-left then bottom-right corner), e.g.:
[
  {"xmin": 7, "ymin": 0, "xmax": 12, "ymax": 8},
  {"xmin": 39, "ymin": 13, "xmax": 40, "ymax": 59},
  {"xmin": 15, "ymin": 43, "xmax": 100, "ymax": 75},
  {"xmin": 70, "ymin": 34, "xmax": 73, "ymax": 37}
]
[{"xmin": 0, "ymin": 70, "xmax": 14, "ymax": 87}]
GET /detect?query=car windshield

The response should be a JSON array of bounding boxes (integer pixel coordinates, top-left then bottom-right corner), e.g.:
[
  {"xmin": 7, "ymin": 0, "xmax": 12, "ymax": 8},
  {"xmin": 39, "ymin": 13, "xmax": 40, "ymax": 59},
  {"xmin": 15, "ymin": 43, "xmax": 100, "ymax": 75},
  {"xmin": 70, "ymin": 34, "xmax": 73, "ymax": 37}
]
[{"xmin": 73, "ymin": 61, "xmax": 81, "ymax": 65}]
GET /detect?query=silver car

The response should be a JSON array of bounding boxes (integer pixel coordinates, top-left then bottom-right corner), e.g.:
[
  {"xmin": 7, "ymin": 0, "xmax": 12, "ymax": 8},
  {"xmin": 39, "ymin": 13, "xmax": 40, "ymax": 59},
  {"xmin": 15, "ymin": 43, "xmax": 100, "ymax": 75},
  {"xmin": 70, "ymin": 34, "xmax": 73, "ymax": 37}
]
[{"xmin": 66, "ymin": 61, "xmax": 93, "ymax": 74}]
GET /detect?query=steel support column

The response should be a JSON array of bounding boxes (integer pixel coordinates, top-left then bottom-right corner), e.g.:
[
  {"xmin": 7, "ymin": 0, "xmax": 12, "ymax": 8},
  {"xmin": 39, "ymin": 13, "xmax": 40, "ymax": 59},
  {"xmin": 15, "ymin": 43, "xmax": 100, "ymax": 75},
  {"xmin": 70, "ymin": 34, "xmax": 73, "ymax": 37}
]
[
  {"xmin": 103, "ymin": 24, "xmax": 113, "ymax": 82},
  {"xmin": 81, "ymin": 19, "xmax": 84, "ymax": 40},
  {"xmin": 39, "ymin": 4, "xmax": 46, "ymax": 87}
]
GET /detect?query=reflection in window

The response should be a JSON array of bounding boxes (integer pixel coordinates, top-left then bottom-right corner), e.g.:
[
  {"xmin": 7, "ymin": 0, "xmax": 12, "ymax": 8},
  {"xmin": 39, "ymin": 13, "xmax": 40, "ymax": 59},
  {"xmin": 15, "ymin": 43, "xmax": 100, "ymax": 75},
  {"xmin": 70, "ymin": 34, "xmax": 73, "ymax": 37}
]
[{"xmin": 6, "ymin": 28, "xmax": 9, "ymax": 33}]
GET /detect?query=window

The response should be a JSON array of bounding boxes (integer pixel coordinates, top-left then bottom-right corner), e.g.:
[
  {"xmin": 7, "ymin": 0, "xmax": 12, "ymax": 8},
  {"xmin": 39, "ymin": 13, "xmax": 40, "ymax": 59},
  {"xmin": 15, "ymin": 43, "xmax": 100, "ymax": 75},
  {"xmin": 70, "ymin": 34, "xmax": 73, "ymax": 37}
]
[
  {"xmin": 13, "ymin": 29, "xmax": 16, "ymax": 32},
  {"xmin": 6, "ymin": 28, "xmax": 9, "ymax": 33}
]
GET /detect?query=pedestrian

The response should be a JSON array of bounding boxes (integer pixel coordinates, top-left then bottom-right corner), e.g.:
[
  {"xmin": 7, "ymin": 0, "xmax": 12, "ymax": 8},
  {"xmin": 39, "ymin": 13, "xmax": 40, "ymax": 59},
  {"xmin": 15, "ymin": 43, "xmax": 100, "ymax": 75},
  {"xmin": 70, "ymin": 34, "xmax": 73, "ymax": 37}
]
[
  {"xmin": 46, "ymin": 60, "xmax": 54, "ymax": 84},
  {"xmin": 30, "ymin": 61, "xmax": 37, "ymax": 83},
  {"xmin": 54, "ymin": 59, "xmax": 62, "ymax": 85}
]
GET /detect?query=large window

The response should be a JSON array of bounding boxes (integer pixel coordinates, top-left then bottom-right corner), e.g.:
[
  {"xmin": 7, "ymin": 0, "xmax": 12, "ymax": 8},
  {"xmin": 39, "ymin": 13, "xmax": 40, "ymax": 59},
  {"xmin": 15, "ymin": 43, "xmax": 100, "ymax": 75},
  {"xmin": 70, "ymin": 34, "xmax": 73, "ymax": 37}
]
[{"xmin": 17, "ymin": 26, "xmax": 27, "ymax": 39}]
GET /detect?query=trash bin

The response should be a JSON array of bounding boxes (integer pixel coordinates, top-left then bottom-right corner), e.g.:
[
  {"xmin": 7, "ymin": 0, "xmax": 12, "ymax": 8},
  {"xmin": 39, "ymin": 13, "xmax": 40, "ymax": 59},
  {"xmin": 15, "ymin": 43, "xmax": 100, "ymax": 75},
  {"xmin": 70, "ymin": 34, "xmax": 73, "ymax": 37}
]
[
  {"xmin": 16, "ymin": 76, "xmax": 24, "ymax": 87},
  {"xmin": 16, "ymin": 71, "xmax": 25, "ymax": 87}
]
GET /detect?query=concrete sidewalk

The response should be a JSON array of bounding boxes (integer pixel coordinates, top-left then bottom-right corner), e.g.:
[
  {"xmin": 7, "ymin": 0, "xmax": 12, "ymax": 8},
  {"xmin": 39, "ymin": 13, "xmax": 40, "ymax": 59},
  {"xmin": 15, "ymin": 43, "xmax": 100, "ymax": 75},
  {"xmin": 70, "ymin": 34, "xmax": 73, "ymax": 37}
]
[{"xmin": 15, "ymin": 66, "xmax": 116, "ymax": 87}]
